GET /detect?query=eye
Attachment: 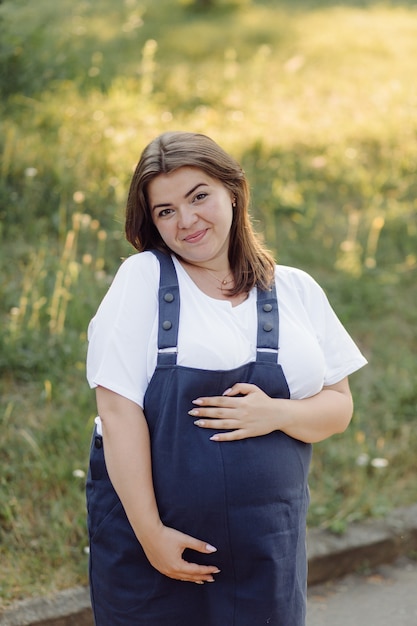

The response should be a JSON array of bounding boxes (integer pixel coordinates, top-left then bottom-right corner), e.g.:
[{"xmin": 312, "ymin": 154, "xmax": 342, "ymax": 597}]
[
  {"xmin": 158, "ymin": 208, "xmax": 174, "ymax": 218},
  {"xmin": 193, "ymin": 192, "xmax": 208, "ymax": 203}
]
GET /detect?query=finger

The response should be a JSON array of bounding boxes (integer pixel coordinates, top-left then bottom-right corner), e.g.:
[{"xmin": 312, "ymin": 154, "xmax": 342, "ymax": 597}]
[
  {"xmin": 178, "ymin": 570, "xmax": 218, "ymax": 584},
  {"xmin": 222, "ymin": 382, "xmax": 258, "ymax": 396},
  {"xmin": 165, "ymin": 557, "xmax": 220, "ymax": 583},
  {"xmin": 181, "ymin": 561, "xmax": 221, "ymax": 577},
  {"xmin": 210, "ymin": 430, "xmax": 247, "ymax": 442},
  {"xmin": 182, "ymin": 535, "xmax": 218, "ymax": 555},
  {"xmin": 189, "ymin": 405, "xmax": 234, "ymax": 420},
  {"xmin": 179, "ymin": 546, "xmax": 221, "ymax": 583},
  {"xmin": 191, "ymin": 384, "xmax": 259, "ymax": 407},
  {"xmin": 193, "ymin": 418, "xmax": 238, "ymax": 431},
  {"xmin": 191, "ymin": 395, "xmax": 229, "ymax": 407}
]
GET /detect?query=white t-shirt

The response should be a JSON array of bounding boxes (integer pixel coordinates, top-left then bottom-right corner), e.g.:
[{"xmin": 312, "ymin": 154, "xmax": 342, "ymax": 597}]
[{"xmin": 87, "ymin": 251, "xmax": 367, "ymax": 408}]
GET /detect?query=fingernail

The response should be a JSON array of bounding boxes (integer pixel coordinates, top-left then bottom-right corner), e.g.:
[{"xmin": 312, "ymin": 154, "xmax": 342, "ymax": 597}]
[
  {"xmin": 207, "ymin": 577, "xmax": 215, "ymax": 583},
  {"xmin": 222, "ymin": 388, "xmax": 232, "ymax": 395},
  {"xmin": 206, "ymin": 544, "xmax": 217, "ymax": 552},
  {"xmin": 192, "ymin": 398, "xmax": 203, "ymax": 405},
  {"xmin": 188, "ymin": 409, "xmax": 199, "ymax": 416},
  {"xmin": 214, "ymin": 568, "xmax": 221, "ymax": 573},
  {"xmin": 194, "ymin": 419, "xmax": 205, "ymax": 426},
  {"xmin": 210, "ymin": 435, "xmax": 220, "ymax": 441},
  {"xmin": 195, "ymin": 581, "xmax": 204, "ymax": 585}
]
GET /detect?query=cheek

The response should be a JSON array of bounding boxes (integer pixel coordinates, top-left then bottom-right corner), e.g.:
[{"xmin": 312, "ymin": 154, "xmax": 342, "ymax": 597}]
[
  {"xmin": 152, "ymin": 221, "xmax": 169, "ymax": 243},
  {"xmin": 158, "ymin": 226, "xmax": 173, "ymax": 243},
  {"xmin": 223, "ymin": 205, "xmax": 234, "ymax": 230}
]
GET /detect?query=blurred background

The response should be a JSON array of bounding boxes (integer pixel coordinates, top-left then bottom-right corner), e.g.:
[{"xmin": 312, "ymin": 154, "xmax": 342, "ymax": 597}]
[{"xmin": 0, "ymin": 0, "xmax": 416, "ymax": 607}]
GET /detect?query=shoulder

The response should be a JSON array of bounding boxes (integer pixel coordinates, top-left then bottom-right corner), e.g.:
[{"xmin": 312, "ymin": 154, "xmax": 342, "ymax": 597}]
[
  {"xmin": 116, "ymin": 250, "xmax": 160, "ymax": 276},
  {"xmin": 274, "ymin": 264, "xmax": 324, "ymax": 299},
  {"xmin": 91, "ymin": 251, "xmax": 161, "ymax": 322},
  {"xmin": 88, "ymin": 252, "xmax": 162, "ymax": 347},
  {"xmin": 108, "ymin": 251, "xmax": 161, "ymax": 291}
]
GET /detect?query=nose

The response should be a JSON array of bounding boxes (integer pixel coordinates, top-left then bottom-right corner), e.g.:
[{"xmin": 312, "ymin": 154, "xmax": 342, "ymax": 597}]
[{"xmin": 177, "ymin": 206, "xmax": 198, "ymax": 229}]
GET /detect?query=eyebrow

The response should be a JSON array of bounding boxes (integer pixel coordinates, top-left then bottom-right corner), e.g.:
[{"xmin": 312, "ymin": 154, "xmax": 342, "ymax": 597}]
[{"xmin": 151, "ymin": 183, "xmax": 208, "ymax": 212}]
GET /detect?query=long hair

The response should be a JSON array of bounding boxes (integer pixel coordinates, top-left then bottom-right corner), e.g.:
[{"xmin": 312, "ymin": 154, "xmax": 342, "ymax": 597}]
[{"xmin": 125, "ymin": 131, "xmax": 275, "ymax": 294}]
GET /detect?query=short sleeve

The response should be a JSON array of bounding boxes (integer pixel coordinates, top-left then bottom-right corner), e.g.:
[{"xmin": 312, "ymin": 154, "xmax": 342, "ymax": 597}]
[
  {"xmin": 86, "ymin": 252, "xmax": 160, "ymax": 407},
  {"xmin": 288, "ymin": 268, "xmax": 368, "ymax": 386}
]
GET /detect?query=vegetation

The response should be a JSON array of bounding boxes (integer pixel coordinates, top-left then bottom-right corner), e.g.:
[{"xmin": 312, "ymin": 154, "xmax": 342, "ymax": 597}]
[{"xmin": 1, "ymin": 0, "xmax": 416, "ymax": 606}]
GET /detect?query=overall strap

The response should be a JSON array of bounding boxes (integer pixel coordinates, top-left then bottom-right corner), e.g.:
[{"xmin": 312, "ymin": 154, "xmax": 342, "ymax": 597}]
[
  {"xmin": 256, "ymin": 283, "xmax": 280, "ymax": 363},
  {"xmin": 151, "ymin": 250, "xmax": 180, "ymax": 365},
  {"xmin": 152, "ymin": 250, "xmax": 279, "ymax": 365}
]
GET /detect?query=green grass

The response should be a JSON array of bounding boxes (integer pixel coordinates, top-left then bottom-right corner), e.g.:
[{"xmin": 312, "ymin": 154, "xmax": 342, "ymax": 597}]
[{"xmin": 1, "ymin": 0, "xmax": 417, "ymax": 606}]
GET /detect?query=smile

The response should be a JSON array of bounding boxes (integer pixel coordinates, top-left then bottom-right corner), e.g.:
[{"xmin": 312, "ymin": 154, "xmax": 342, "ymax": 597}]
[{"xmin": 183, "ymin": 230, "xmax": 207, "ymax": 243}]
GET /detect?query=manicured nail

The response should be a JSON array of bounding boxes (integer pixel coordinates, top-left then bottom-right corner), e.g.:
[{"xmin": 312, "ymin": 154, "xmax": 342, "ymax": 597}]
[
  {"xmin": 188, "ymin": 409, "xmax": 199, "ymax": 416},
  {"xmin": 194, "ymin": 420, "xmax": 205, "ymax": 426},
  {"xmin": 222, "ymin": 388, "xmax": 232, "ymax": 395},
  {"xmin": 192, "ymin": 398, "xmax": 203, "ymax": 405},
  {"xmin": 206, "ymin": 544, "xmax": 217, "ymax": 552},
  {"xmin": 210, "ymin": 435, "xmax": 220, "ymax": 441}
]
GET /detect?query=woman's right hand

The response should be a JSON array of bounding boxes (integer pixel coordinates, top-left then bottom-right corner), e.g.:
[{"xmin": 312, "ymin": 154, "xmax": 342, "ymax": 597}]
[{"xmin": 140, "ymin": 524, "xmax": 221, "ymax": 584}]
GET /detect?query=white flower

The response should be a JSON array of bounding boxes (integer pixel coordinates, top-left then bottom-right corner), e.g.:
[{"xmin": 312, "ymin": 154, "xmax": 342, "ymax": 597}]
[
  {"xmin": 356, "ymin": 453, "xmax": 370, "ymax": 467},
  {"xmin": 73, "ymin": 191, "xmax": 85, "ymax": 204},
  {"xmin": 25, "ymin": 167, "xmax": 38, "ymax": 177},
  {"xmin": 371, "ymin": 457, "xmax": 389, "ymax": 468}
]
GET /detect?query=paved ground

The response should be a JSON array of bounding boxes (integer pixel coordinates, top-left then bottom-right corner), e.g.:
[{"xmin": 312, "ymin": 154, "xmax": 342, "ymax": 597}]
[{"xmin": 307, "ymin": 557, "xmax": 417, "ymax": 626}]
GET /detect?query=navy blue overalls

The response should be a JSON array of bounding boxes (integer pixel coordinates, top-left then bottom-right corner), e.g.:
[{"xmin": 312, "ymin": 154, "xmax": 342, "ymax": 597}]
[{"xmin": 87, "ymin": 250, "xmax": 312, "ymax": 626}]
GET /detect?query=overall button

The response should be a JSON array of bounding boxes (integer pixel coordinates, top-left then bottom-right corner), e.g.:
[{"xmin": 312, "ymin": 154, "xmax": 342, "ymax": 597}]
[
  {"xmin": 94, "ymin": 436, "xmax": 103, "ymax": 449},
  {"xmin": 162, "ymin": 320, "xmax": 172, "ymax": 330},
  {"xmin": 263, "ymin": 303, "xmax": 273, "ymax": 312},
  {"xmin": 263, "ymin": 322, "xmax": 273, "ymax": 332},
  {"xmin": 164, "ymin": 293, "xmax": 174, "ymax": 302}
]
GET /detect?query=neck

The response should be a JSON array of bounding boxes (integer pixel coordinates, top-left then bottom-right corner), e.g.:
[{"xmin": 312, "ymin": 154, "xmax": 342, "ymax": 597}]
[
  {"xmin": 176, "ymin": 257, "xmax": 248, "ymax": 307},
  {"xmin": 179, "ymin": 256, "xmax": 230, "ymax": 275},
  {"xmin": 178, "ymin": 258, "xmax": 233, "ymax": 289}
]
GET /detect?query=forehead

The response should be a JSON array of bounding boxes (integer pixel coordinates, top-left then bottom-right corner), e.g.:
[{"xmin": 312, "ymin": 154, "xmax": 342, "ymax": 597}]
[{"xmin": 148, "ymin": 166, "xmax": 221, "ymax": 201}]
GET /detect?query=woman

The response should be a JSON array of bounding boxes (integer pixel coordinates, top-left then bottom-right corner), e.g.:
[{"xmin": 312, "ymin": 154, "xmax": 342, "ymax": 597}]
[{"xmin": 86, "ymin": 131, "xmax": 367, "ymax": 626}]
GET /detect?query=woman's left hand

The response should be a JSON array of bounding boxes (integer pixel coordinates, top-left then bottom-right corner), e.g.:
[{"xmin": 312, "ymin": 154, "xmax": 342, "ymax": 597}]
[{"xmin": 189, "ymin": 383, "xmax": 278, "ymax": 441}]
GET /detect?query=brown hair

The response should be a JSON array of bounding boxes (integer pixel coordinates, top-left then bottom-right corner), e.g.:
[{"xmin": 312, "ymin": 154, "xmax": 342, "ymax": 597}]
[{"xmin": 125, "ymin": 131, "xmax": 275, "ymax": 294}]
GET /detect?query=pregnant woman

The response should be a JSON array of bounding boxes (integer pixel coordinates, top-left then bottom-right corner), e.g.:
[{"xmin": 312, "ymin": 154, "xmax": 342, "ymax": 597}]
[{"xmin": 86, "ymin": 131, "xmax": 367, "ymax": 626}]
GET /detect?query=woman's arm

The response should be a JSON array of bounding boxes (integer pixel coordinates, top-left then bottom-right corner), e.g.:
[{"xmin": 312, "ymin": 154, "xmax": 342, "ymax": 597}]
[
  {"xmin": 95, "ymin": 386, "xmax": 220, "ymax": 583},
  {"xmin": 190, "ymin": 377, "xmax": 353, "ymax": 444}
]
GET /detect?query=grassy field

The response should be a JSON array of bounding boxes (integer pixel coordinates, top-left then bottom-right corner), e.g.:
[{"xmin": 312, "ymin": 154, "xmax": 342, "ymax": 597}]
[{"xmin": 1, "ymin": 0, "xmax": 417, "ymax": 606}]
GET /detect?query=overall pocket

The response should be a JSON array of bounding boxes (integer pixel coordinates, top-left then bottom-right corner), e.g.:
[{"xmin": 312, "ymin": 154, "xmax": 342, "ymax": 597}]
[{"xmin": 86, "ymin": 429, "xmax": 121, "ymax": 539}]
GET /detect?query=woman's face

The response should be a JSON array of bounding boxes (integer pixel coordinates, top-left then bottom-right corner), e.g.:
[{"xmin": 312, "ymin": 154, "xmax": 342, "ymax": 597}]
[{"xmin": 148, "ymin": 166, "xmax": 234, "ymax": 268}]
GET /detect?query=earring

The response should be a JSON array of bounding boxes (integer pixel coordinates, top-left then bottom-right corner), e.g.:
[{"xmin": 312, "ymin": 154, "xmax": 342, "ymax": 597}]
[{"xmin": 232, "ymin": 198, "xmax": 237, "ymax": 208}]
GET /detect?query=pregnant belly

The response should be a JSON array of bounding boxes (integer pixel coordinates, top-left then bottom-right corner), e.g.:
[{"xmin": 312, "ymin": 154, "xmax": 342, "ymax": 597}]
[{"xmin": 151, "ymin": 424, "xmax": 311, "ymax": 521}]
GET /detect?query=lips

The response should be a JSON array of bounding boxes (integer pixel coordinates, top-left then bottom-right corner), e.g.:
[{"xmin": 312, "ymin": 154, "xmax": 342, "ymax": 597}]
[{"xmin": 183, "ymin": 229, "xmax": 207, "ymax": 243}]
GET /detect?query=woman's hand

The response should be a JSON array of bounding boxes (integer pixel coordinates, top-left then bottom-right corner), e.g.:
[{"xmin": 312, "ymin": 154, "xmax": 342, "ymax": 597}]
[
  {"xmin": 189, "ymin": 383, "xmax": 276, "ymax": 441},
  {"xmin": 190, "ymin": 378, "xmax": 354, "ymax": 443},
  {"xmin": 140, "ymin": 524, "xmax": 220, "ymax": 584}
]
